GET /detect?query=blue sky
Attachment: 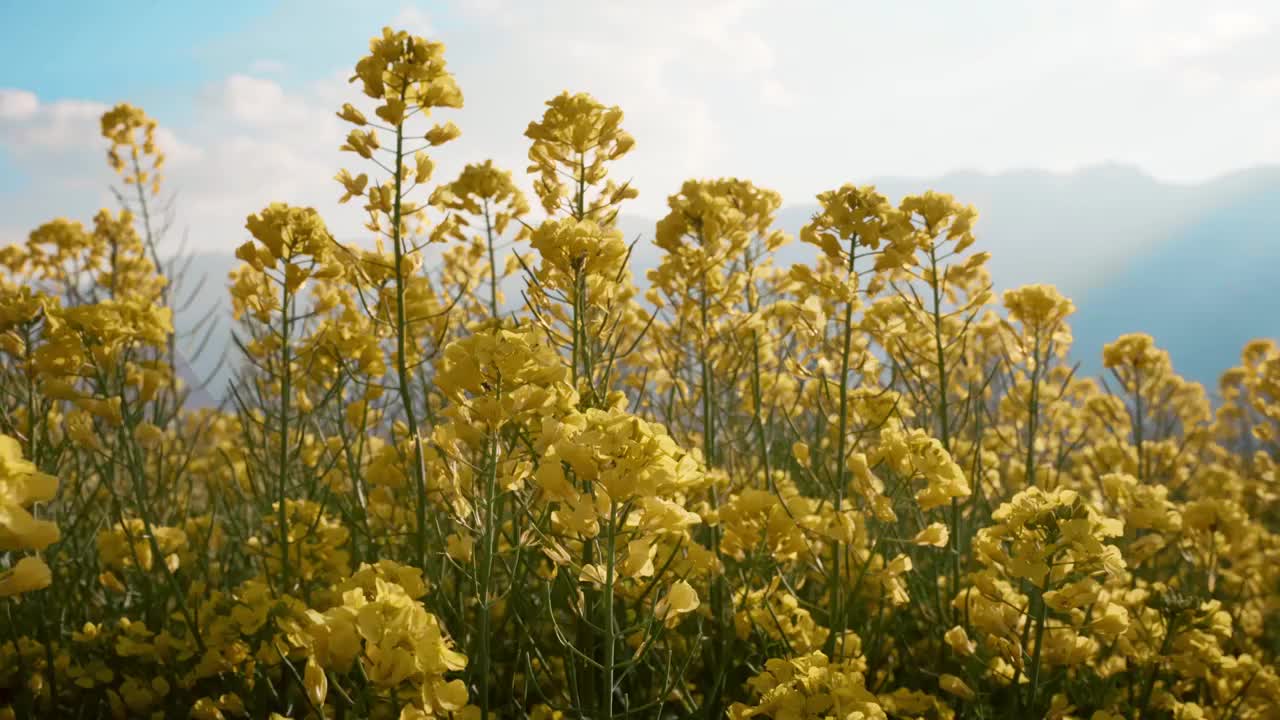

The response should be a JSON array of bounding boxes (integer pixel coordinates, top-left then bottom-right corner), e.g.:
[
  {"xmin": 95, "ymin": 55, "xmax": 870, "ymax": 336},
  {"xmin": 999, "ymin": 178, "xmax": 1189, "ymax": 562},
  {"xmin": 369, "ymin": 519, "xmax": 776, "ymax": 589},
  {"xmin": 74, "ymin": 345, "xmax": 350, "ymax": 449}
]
[
  {"xmin": 0, "ymin": 3, "xmax": 473, "ymax": 124},
  {"xmin": 3, "ymin": 3, "xmax": 273, "ymax": 114},
  {"xmin": 4, "ymin": 0, "xmax": 1280, "ymax": 285}
]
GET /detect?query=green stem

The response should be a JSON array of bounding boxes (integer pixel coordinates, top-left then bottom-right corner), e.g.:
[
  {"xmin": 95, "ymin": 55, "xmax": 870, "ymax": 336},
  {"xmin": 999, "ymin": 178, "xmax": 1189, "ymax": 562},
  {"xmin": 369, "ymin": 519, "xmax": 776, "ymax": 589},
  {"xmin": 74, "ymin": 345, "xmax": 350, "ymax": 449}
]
[
  {"xmin": 826, "ymin": 236, "xmax": 858, "ymax": 656},
  {"xmin": 699, "ymin": 275, "xmax": 730, "ymax": 718},
  {"xmin": 129, "ymin": 148, "xmax": 178, "ymax": 403},
  {"xmin": 602, "ymin": 500, "xmax": 618, "ymax": 719},
  {"xmin": 1024, "ymin": 329, "xmax": 1041, "ymax": 488},
  {"xmin": 483, "ymin": 198, "xmax": 499, "ymax": 320},
  {"xmin": 926, "ymin": 241, "xmax": 963, "ymax": 621},
  {"xmin": 1025, "ymin": 571, "xmax": 1053, "ymax": 713},
  {"xmin": 278, "ymin": 270, "xmax": 293, "ymax": 591},
  {"xmin": 1132, "ymin": 365, "xmax": 1145, "ymax": 483},
  {"xmin": 1134, "ymin": 615, "xmax": 1178, "ymax": 720},
  {"xmin": 476, "ymin": 427, "xmax": 500, "ymax": 718},
  {"xmin": 388, "ymin": 104, "xmax": 429, "ymax": 569}
]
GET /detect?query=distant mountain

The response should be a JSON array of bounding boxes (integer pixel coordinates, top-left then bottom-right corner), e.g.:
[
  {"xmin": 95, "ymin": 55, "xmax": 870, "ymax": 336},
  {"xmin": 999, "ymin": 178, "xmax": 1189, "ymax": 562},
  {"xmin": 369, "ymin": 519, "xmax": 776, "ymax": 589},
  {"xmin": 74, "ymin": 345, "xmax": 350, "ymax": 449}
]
[
  {"xmin": 169, "ymin": 251, "xmax": 242, "ymax": 406},
  {"xmin": 171, "ymin": 164, "xmax": 1280, "ymax": 402},
  {"xmin": 1068, "ymin": 168, "xmax": 1280, "ymax": 388}
]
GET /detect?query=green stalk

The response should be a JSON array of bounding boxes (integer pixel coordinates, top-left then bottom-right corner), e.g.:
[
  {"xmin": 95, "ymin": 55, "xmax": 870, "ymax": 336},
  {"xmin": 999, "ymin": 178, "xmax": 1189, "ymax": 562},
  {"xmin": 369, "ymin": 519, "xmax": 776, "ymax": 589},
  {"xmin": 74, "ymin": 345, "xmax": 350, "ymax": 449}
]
[
  {"xmin": 925, "ymin": 241, "xmax": 951, "ymax": 450},
  {"xmin": 749, "ymin": 330, "xmax": 773, "ymax": 485},
  {"xmin": 129, "ymin": 148, "xmax": 178, "ymax": 403},
  {"xmin": 1024, "ymin": 329, "xmax": 1042, "ymax": 488},
  {"xmin": 1134, "ymin": 615, "xmax": 1178, "ymax": 720},
  {"xmin": 573, "ymin": 265, "xmax": 586, "ymax": 391},
  {"xmin": 1024, "ymin": 570, "xmax": 1053, "ymax": 713},
  {"xmin": 926, "ymin": 241, "xmax": 962, "ymax": 621},
  {"xmin": 277, "ymin": 267, "xmax": 293, "ymax": 591},
  {"xmin": 476, "ymin": 426, "xmax": 500, "ymax": 718},
  {"xmin": 118, "ymin": 399, "xmax": 204, "ymax": 651},
  {"xmin": 601, "ymin": 501, "xmax": 619, "ymax": 718},
  {"xmin": 745, "ymin": 249, "xmax": 773, "ymax": 485},
  {"xmin": 826, "ymin": 236, "xmax": 858, "ymax": 657},
  {"xmin": 1132, "ymin": 366, "xmax": 1145, "ymax": 483},
  {"xmin": 483, "ymin": 198, "xmax": 499, "ymax": 320},
  {"xmin": 697, "ymin": 247, "xmax": 732, "ymax": 717},
  {"xmin": 387, "ymin": 97, "xmax": 429, "ymax": 569}
]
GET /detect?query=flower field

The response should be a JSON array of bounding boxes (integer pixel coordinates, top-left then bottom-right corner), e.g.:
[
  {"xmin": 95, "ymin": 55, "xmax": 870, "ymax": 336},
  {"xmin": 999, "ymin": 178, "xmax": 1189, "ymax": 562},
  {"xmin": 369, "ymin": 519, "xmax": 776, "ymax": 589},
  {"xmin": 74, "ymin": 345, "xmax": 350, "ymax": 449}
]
[{"xmin": 1, "ymin": 26, "xmax": 1279, "ymax": 720}]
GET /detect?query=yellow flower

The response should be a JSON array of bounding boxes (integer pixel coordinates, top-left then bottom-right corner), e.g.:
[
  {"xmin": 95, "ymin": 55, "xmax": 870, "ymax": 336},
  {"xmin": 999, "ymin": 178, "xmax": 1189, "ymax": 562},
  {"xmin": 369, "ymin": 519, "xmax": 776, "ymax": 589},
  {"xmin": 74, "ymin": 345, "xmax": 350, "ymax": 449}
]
[
  {"xmin": 655, "ymin": 580, "xmax": 699, "ymax": 622},
  {"xmin": 304, "ymin": 655, "xmax": 328, "ymax": 708},
  {"xmin": 0, "ymin": 434, "xmax": 60, "ymax": 553},
  {"xmin": 1003, "ymin": 284, "xmax": 1074, "ymax": 333},
  {"xmin": 335, "ymin": 169, "xmax": 369, "ymax": 203},
  {"xmin": 912, "ymin": 522, "xmax": 950, "ymax": 548},
  {"xmin": 620, "ymin": 537, "xmax": 657, "ymax": 579},
  {"xmin": 801, "ymin": 184, "xmax": 909, "ymax": 264},
  {"xmin": 525, "ymin": 91, "xmax": 637, "ymax": 217},
  {"xmin": 944, "ymin": 626, "xmax": 975, "ymax": 656},
  {"xmin": 445, "ymin": 532, "xmax": 474, "ymax": 562},
  {"xmin": 939, "ymin": 674, "xmax": 975, "ymax": 701},
  {"xmin": 1102, "ymin": 332, "xmax": 1171, "ymax": 373},
  {"xmin": 0, "ymin": 555, "xmax": 52, "ymax": 596},
  {"xmin": 336, "ymin": 102, "xmax": 367, "ymax": 126},
  {"xmin": 1091, "ymin": 603, "xmax": 1129, "ymax": 638},
  {"xmin": 244, "ymin": 203, "xmax": 334, "ymax": 263},
  {"xmin": 349, "ymin": 27, "xmax": 462, "ymax": 118},
  {"xmin": 133, "ymin": 421, "xmax": 165, "ymax": 449},
  {"xmin": 529, "ymin": 217, "xmax": 629, "ymax": 285},
  {"xmin": 100, "ymin": 103, "xmax": 163, "ymax": 192},
  {"xmin": 425, "ymin": 121, "xmax": 462, "ymax": 146},
  {"xmin": 874, "ymin": 421, "xmax": 970, "ymax": 512}
]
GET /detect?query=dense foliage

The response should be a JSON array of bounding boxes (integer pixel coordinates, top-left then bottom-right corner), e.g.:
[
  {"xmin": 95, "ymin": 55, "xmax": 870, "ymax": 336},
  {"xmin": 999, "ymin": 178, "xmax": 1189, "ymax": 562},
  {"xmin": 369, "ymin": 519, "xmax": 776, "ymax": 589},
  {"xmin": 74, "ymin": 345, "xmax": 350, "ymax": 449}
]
[{"xmin": 2, "ymin": 26, "xmax": 1279, "ymax": 720}]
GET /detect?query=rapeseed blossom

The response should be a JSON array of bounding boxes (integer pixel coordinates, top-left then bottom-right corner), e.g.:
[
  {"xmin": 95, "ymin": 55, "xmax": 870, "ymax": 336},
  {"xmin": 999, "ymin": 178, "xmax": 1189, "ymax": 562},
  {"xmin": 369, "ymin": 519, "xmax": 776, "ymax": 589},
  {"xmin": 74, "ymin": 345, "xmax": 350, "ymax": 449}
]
[{"xmin": 0, "ymin": 22, "xmax": 1278, "ymax": 720}]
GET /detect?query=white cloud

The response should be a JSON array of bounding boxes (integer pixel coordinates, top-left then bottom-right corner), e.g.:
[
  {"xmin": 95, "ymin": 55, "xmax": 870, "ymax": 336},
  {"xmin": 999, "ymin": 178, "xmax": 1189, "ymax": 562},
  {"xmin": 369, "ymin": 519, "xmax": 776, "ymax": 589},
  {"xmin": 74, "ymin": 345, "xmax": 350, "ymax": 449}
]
[
  {"xmin": 392, "ymin": 4, "xmax": 434, "ymax": 36},
  {"xmin": 1137, "ymin": 9, "xmax": 1272, "ymax": 66},
  {"xmin": 1244, "ymin": 74, "xmax": 1280, "ymax": 100},
  {"xmin": 760, "ymin": 78, "xmax": 791, "ymax": 107},
  {"xmin": 3, "ymin": 97, "xmax": 109, "ymax": 151},
  {"xmin": 0, "ymin": 89, "xmax": 38, "ymax": 120},
  {"xmin": 215, "ymin": 74, "xmax": 314, "ymax": 128},
  {"xmin": 0, "ymin": 95, "xmax": 116, "ymax": 247},
  {"xmin": 0, "ymin": 80, "xmax": 355, "ymax": 256},
  {"xmin": 1181, "ymin": 67, "xmax": 1225, "ymax": 94}
]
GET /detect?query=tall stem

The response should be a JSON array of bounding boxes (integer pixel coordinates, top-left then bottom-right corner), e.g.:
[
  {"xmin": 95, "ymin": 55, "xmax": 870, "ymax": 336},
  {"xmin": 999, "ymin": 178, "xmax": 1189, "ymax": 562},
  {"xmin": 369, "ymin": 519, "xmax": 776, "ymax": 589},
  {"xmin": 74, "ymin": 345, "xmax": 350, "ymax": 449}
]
[
  {"xmin": 601, "ymin": 501, "xmax": 618, "ymax": 719},
  {"xmin": 1025, "ymin": 570, "xmax": 1053, "ymax": 713},
  {"xmin": 483, "ymin": 198, "xmax": 499, "ymax": 319},
  {"xmin": 389, "ymin": 103, "xmax": 429, "ymax": 569},
  {"xmin": 698, "ymin": 259, "xmax": 729, "ymax": 717},
  {"xmin": 826, "ymin": 239, "xmax": 858, "ymax": 658},
  {"xmin": 1132, "ymin": 366, "xmax": 1146, "ymax": 483},
  {"xmin": 476, "ymin": 426, "xmax": 500, "ymax": 718},
  {"xmin": 276, "ymin": 268, "xmax": 293, "ymax": 591},
  {"xmin": 1134, "ymin": 615, "xmax": 1178, "ymax": 720},
  {"xmin": 1024, "ymin": 329, "xmax": 1042, "ymax": 489},
  {"xmin": 745, "ymin": 251, "xmax": 773, "ymax": 485},
  {"xmin": 926, "ymin": 241, "xmax": 962, "ymax": 621},
  {"xmin": 129, "ymin": 149, "xmax": 178, "ymax": 402}
]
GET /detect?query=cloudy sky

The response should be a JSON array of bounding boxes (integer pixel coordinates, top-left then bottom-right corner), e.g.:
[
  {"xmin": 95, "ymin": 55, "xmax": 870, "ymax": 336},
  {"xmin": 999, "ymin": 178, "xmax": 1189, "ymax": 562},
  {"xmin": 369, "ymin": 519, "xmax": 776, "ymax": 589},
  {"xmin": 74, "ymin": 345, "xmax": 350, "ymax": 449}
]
[{"xmin": 3, "ymin": 0, "xmax": 1280, "ymax": 254}]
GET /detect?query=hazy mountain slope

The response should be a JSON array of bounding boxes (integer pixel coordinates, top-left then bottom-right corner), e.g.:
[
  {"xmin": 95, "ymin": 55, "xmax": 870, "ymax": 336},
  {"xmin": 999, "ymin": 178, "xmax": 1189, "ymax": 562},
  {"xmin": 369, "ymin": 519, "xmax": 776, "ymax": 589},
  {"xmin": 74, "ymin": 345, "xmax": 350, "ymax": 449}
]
[
  {"xmin": 169, "ymin": 251, "xmax": 241, "ymax": 407},
  {"xmin": 1069, "ymin": 171, "xmax": 1280, "ymax": 389}
]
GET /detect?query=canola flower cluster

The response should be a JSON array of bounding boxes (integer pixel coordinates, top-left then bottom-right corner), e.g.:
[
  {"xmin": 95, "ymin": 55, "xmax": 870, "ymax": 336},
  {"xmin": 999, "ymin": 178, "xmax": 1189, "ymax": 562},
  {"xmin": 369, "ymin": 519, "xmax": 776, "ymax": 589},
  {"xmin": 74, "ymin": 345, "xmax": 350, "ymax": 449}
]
[{"xmin": 1, "ymin": 25, "xmax": 1279, "ymax": 720}]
